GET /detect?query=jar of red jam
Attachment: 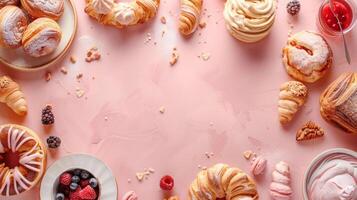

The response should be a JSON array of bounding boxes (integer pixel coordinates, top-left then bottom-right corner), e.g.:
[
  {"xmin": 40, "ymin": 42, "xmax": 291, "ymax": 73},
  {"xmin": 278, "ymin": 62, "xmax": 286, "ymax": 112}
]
[{"xmin": 317, "ymin": 0, "xmax": 357, "ymax": 36}]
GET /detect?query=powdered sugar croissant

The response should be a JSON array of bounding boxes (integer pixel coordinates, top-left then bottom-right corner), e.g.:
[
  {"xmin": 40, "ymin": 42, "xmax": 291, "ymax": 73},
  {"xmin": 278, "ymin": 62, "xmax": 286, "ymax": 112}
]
[
  {"xmin": 179, "ymin": 0, "xmax": 203, "ymax": 35},
  {"xmin": 279, "ymin": 80, "xmax": 308, "ymax": 124},
  {"xmin": 85, "ymin": 0, "xmax": 160, "ymax": 28},
  {"xmin": 0, "ymin": 76, "xmax": 27, "ymax": 116}
]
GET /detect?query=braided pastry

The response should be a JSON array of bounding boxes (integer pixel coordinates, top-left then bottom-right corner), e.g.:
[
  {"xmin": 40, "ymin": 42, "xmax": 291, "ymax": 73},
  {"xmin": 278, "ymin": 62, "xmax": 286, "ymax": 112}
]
[
  {"xmin": 0, "ymin": 76, "xmax": 27, "ymax": 116},
  {"xmin": 189, "ymin": 163, "xmax": 259, "ymax": 200},
  {"xmin": 179, "ymin": 0, "xmax": 203, "ymax": 36},
  {"xmin": 320, "ymin": 72, "xmax": 357, "ymax": 134},
  {"xmin": 278, "ymin": 81, "xmax": 308, "ymax": 124},
  {"xmin": 85, "ymin": 0, "xmax": 160, "ymax": 28}
]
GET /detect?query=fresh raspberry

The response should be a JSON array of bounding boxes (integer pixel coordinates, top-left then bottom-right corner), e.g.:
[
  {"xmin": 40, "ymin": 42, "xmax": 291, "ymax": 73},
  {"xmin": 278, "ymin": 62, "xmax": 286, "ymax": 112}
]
[
  {"xmin": 69, "ymin": 187, "xmax": 81, "ymax": 200},
  {"xmin": 160, "ymin": 175, "xmax": 174, "ymax": 191},
  {"xmin": 80, "ymin": 179, "xmax": 90, "ymax": 188},
  {"xmin": 60, "ymin": 173, "xmax": 72, "ymax": 186},
  {"xmin": 79, "ymin": 185, "xmax": 97, "ymax": 200}
]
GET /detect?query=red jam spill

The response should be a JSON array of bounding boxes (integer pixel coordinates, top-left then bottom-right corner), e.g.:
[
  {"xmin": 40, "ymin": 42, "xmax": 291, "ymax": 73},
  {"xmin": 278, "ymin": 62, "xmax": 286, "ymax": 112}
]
[{"xmin": 321, "ymin": 0, "xmax": 353, "ymax": 31}]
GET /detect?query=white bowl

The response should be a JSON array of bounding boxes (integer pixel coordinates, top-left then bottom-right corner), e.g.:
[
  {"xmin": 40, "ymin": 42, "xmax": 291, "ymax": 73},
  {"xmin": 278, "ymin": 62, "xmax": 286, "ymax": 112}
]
[
  {"xmin": 40, "ymin": 154, "xmax": 118, "ymax": 200},
  {"xmin": 303, "ymin": 148, "xmax": 357, "ymax": 200}
]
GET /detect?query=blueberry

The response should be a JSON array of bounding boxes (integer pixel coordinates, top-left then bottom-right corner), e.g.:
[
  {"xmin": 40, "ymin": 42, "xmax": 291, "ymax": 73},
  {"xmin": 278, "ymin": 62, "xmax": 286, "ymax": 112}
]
[
  {"xmin": 55, "ymin": 193, "xmax": 65, "ymax": 200},
  {"xmin": 73, "ymin": 169, "xmax": 81, "ymax": 176},
  {"xmin": 89, "ymin": 178, "xmax": 98, "ymax": 188},
  {"xmin": 70, "ymin": 182, "xmax": 78, "ymax": 191},
  {"xmin": 71, "ymin": 175, "xmax": 80, "ymax": 183},
  {"xmin": 80, "ymin": 170, "xmax": 90, "ymax": 180}
]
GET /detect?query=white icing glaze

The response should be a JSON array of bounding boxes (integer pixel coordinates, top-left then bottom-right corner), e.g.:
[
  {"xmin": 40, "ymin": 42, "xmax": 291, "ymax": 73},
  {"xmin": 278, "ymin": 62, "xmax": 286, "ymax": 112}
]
[
  {"xmin": 26, "ymin": 0, "xmax": 63, "ymax": 14},
  {"xmin": 0, "ymin": 7, "xmax": 27, "ymax": 48},
  {"xmin": 114, "ymin": 3, "xmax": 137, "ymax": 26},
  {"xmin": 0, "ymin": 126, "xmax": 44, "ymax": 196},
  {"xmin": 92, "ymin": 0, "xmax": 114, "ymax": 14},
  {"xmin": 24, "ymin": 28, "xmax": 61, "ymax": 57}
]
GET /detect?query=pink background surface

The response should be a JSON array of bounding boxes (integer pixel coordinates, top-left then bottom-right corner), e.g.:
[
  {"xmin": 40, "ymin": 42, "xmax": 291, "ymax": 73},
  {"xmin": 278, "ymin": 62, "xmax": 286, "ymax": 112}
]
[{"xmin": 1, "ymin": 0, "xmax": 357, "ymax": 199}]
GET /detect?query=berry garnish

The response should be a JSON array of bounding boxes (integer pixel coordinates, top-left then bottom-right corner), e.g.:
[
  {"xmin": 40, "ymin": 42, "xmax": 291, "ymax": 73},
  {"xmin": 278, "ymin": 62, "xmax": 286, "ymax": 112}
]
[
  {"xmin": 80, "ymin": 179, "xmax": 90, "ymax": 188},
  {"xmin": 46, "ymin": 136, "xmax": 61, "ymax": 148},
  {"xmin": 287, "ymin": 0, "xmax": 301, "ymax": 15},
  {"xmin": 160, "ymin": 175, "xmax": 174, "ymax": 191},
  {"xmin": 79, "ymin": 185, "xmax": 97, "ymax": 200},
  {"xmin": 73, "ymin": 169, "xmax": 81, "ymax": 176},
  {"xmin": 70, "ymin": 182, "xmax": 79, "ymax": 191},
  {"xmin": 69, "ymin": 187, "xmax": 81, "ymax": 200},
  {"xmin": 89, "ymin": 178, "xmax": 98, "ymax": 188},
  {"xmin": 59, "ymin": 172, "xmax": 72, "ymax": 186},
  {"xmin": 71, "ymin": 175, "xmax": 80, "ymax": 183},
  {"xmin": 55, "ymin": 193, "xmax": 65, "ymax": 200},
  {"xmin": 80, "ymin": 170, "xmax": 90, "ymax": 179},
  {"xmin": 42, "ymin": 105, "xmax": 55, "ymax": 125}
]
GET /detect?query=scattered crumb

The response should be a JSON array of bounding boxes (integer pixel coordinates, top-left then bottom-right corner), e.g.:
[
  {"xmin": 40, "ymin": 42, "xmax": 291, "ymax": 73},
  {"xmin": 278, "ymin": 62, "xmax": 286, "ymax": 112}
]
[
  {"xmin": 70, "ymin": 56, "xmax": 77, "ymax": 64},
  {"xmin": 160, "ymin": 16, "xmax": 167, "ymax": 24},
  {"xmin": 85, "ymin": 47, "xmax": 101, "ymax": 62},
  {"xmin": 45, "ymin": 72, "xmax": 51, "ymax": 82},
  {"xmin": 170, "ymin": 48, "xmax": 179, "ymax": 66},
  {"xmin": 159, "ymin": 106, "xmax": 166, "ymax": 114},
  {"xmin": 201, "ymin": 166, "xmax": 207, "ymax": 170},
  {"xmin": 162, "ymin": 30, "xmax": 166, "ymax": 37},
  {"xmin": 104, "ymin": 116, "xmax": 108, "ymax": 121},
  {"xmin": 75, "ymin": 88, "xmax": 85, "ymax": 98},
  {"xmin": 144, "ymin": 33, "xmax": 152, "ymax": 44},
  {"xmin": 200, "ymin": 52, "xmax": 211, "ymax": 61},
  {"xmin": 76, "ymin": 73, "xmax": 83, "ymax": 80},
  {"xmin": 296, "ymin": 121, "xmax": 325, "ymax": 141},
  {"xmin": 60, "ymin": 67, "xmax": 68, "ymax": 74},
  {"xmin": 199, "ymin": 21, "xmax": 207, "ymax": 29},
  {"xmin": 136, "ymin": 168, "xmax": 155, "ymax": 182},
  {"xmin": 243, "ymin": 150, "xmax": 254, "ymax": 160},
  {"xmin": 148, "ymin": 168, "xmax": 155, "ymax": 173},
  {"xmin": 205, "ymin": 152, "xmax": 214, "ymax": 159},
  {"xmin": 198, "ymin": 165, "xmax": 201, "ymax": 169},
  {"xmin": 136, "ymin": 172, "xmax": 145, "ymax": 182},
  {"xmin": 127, "ymin": 179, "xmax": 131, "ymax": 183}
]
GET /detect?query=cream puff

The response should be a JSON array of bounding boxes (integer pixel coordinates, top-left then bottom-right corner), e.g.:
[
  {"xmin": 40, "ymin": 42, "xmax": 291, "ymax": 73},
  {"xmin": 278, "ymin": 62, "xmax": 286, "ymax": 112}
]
[
  {"xmin": 283, "ymin": 31, "xmax": 333, "ymax": 83},
  {"xmin": 0, "ymin": 0, "xmax": 19, "ymax": 8},
  {"xmin": 22, "ymin": 18, "xmax": 62, "ymax": 57},
  {"xmin": 21, "ymin": 0, "xmax": 64, "ymax": 20},
  {"xmin": 0, "ymin": 6, "xmax": 28, "ymax": 48}
]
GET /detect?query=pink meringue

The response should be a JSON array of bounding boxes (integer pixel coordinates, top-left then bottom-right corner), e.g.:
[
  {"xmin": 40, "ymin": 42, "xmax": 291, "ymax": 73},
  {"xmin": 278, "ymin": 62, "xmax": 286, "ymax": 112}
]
[
  {"xmin": 250, "ymin": 156, "xmax": 267, "ymax": 176},
  {"xmin": 270, "ymin": 161, "xmax": 292, "ymax": 200},
  {"xmin": 122, "ymin": 191, "xmax": 138, "ymax": 200}
]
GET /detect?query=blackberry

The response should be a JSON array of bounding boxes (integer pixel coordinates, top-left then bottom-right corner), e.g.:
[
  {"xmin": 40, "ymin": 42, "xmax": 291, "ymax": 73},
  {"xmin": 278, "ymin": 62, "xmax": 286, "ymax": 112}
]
[
  {"xmin": 73, "ymin": 169, "xmax": 82, "ymax": 176},
  {"xmin": 46, "ymin": 136, "xmax": 61, "ymax": 148},
  {"xmin": 80, "ymin": 170, "xmax": 90, "ymax": 180},
  {"xmin": 42, "ymin": 105, "xmax": 55, "ymax": 125},
  {"xmin": 287, "ymin": 0, "xmax": 301, "ymax": 16},
  {"xmin": 71, "ymin": 175, "xmax": 80, "ymax": 183}
]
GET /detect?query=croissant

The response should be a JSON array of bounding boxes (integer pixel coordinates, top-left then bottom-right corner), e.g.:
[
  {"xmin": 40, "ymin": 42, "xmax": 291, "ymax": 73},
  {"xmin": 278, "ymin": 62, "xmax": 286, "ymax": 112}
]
[
  {"xmin": 270, "ymin": 161, "xmax": 292, "ymax": 200},
  {"xmin": 320, "ymin": 72, "xmax": 357, "ymax": 134},
  {"xmin": 0, "ymin": 76, "xmax": 27, "ymax": 116},
  {"xmin": 189, "ymin": 163, "xmax": 259, "ymax": 200},
  {"xmin": 279, "ymin": 81, "xmax": 308, "ymax": 124},
  {"xmin": 85, "ymin": 0, "xmax": 160, "ymax": 29},
  {"xmin": 179, "ymin": 0, "xmax": 203, "ymax": 35}
]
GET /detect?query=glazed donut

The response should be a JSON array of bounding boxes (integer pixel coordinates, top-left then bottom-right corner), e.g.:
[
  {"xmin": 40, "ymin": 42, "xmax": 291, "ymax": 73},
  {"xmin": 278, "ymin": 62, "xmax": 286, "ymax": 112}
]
[
  {"xmin": 22, "ymin": 18, "xmax": 62, "ymax": 58},
  {"xmin": 0, "ymin": 124, "xmax": 46, "ymax": 196},
  {"xmin": 320, "ymin": 72, "xmax": 357, "ymax": 134},
  {"xmin": 283, "ymin": 31, "xmax": 333, "ymax": 83},
  {"xmin": 20, "ymin": 0, "xmax": 64, "ymax": 20},
  {"xmin": 223, "ymin": 0, "xmax": 277, "ymax": 43},
  {"xmin": 84, "ymin": 0, "xmax": 160, "ymax": 28},
  {"xmin": 0, "ymin": 0, "xmax": 19, "ymax": 8},
  {"xmin": 0, "ymin": 6, "xmax": 28, "ymax": 49},
  {"xmin": 179, "ymin": 0, "xmax": 203, "ymax": 36},
  {"xmin": 189, "ymin": 163, "xmax": 259, "ymax": 200}
]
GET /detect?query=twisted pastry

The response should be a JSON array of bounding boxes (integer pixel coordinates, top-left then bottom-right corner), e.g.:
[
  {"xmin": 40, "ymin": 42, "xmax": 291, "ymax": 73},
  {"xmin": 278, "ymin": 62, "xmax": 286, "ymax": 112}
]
[
  {"xmin": 189, "ymin": 163, "xmax": 259, "ymax": 200},
  {"xmin": 0, "ymin": 0, "xmax": 19, "ymax": 8},
  {"xmin": 320, "ymin": 72, "xmax": 357, "ymax": 134},
  {"xmin": 179, "ymin": 0, "xmax": 203, "ymax": 36},
  {"xmin": 270, "ymin": 161, "xmax": 292, "ymax": 200},
  {"xmin": 85, "ymin": 0, "xmax": 160, "ymax": 28},
  {"xmin": 0, "ymin": 76, "xmax": 27, "ymax": 116},
  {"xmin": 278, "ymin": 80, "xmax": 308, "ymax": 124}
]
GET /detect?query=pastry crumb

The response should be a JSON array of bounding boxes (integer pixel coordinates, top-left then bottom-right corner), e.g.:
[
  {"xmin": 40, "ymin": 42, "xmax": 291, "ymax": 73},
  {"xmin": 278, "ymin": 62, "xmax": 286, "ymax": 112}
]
[
  {"xmin": 75, "ymin": 88, "xmax": 85, "ymax": 98},
  {"xmin": 85, "ymin": 47, "xmax": 101, "ymax": 62},
  {"xmin": 199, "ymin": 21, "xmax": 207, "ymax": 29},
  {"xmin": 45, "ymin": 72, "xmax": 52, "ymax": 82},
  {"xmin": 127, "ymin": 178, "xmax": 131, "ymax": 183},
  {"xmin": 136, "ymin": 172, "xmax": 145, "ymax": 182},
  {"xmin": 76, "ymin": 73, "xmax": 83, "ymax": 80},
  {"xmin": 70, "ymin": 56, "xmax": 77, "ymax": 64},
  {"xmin": 201, "ymin": 52, "xmax": 211, "ymax": 61},
  {"xmin": 159, "ymin": 106, "xmax": 166, "ymax": 114},
  {"xmin": 104, "ymin": 116, "xmax": 108, "ymax": 121},
  {"xmin": 243, "ymin": 150, "xmax": 254, "ymax": 160},
  {"xmin": 160, "ymin": 16, "xmax": 167, "ymax": 24},
  {"xmin": 296, "ymin": 121, "xmax": 325, "ymax": 141},
  {"xmin": 60, "ymin": 67, "xmax": 68, "ymax": 74},
  {"xmin": 170, "ymin": 48, "xmax": 179, "ymax": 66}
]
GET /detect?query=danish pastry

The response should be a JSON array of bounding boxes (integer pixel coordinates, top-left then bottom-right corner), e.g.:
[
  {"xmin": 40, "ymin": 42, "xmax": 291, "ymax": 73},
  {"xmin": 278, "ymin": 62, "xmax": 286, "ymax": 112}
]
[
  {"xmin": 85, "ymin": 0, "xmax": 160, "ymax": 28},
  {"xmin": 320, "ymin": 72, "xmax": 357, "ymax": 134},
  {"xmin": 0, "ymin": 76, "xmax": 27, "ymax": 116},
  {"xmin": 0, "ymin": 6, "xmax": 28, "ymax": 49},
  {"xmin": 223, "ymin": 0, "xmax": 277, "ymax": 43},
  {"xmin": 22, "ymin": 18, "xmax": 62, "ymax": 57},
  {"xmin": 20, "ymin": 0, "xmax": 64, "ymax": 20},
  {"xmin": 189, "ymin": 163, "xmax": 259, "ymax": 199},
  {"xmin": 179, "ymin": 0, "xmax": 203, "ymax": 35},
  {"xmin": 0, "ymin": 0, "xmax": 19, "ymax": 8},
  {"xmin": 283, "ymin": 31, "xmax": 333, "ymax": 83},
  {"xmin": 278, "ymin": 81, "xmax": 308, "ymax": 124}
]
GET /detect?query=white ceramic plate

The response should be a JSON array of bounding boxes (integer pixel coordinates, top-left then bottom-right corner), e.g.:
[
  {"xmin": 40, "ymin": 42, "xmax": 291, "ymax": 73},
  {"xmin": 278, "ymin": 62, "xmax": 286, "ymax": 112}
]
[
  {"xmin": 302, "ymin": 148, "xmax": 357, "ymax": 200},
  {"xmin": 40, "ymin": 154, "xmax": 118, "ymax": 200},
  {"xmin": 0, "ymin": 0, "xmax": 77, "ymax": 71}
]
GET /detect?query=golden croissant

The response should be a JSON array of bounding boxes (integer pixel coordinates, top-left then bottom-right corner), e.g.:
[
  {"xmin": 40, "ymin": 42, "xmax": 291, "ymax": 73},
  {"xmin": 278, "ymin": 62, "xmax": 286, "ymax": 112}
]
[
  {"xmin": 0, "ymin": 76, "xmax": 27, "ymax": 116},
  {"xmin": 189, "ymin": 163, "xmax": 259, "ymax": 199},
  {"xmin": 179, "ymin": 0, "xmax": 203, "ymax": 35},
  {"xmin": 279, "ymin": 81, "xmax": 308, "ymax": 124},
  {"xmin": 85, "ymin": 0, "xmax": 160, "ymax": 29}
]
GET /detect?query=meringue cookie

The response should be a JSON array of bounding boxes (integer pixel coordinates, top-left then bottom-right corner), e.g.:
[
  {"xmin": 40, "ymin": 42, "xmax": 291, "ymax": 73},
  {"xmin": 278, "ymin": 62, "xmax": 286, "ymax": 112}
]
[
  {"xmin": 270, "ymin": 161, "xmax": 292, "ymax": 200},
  {"xmin": 122, "ymin": 191, "xmax": 138, "ymax": 200},
  {"xmin": 92, "ymin": 0, "xmax": 114, "ymax": 14},
  {"xmin": 250, "ymin": 156, "xmax": 267, "ymax": 176},
  {"xmin": 114, "ymin": 3, "xmax": 137, "ymax": 26}
]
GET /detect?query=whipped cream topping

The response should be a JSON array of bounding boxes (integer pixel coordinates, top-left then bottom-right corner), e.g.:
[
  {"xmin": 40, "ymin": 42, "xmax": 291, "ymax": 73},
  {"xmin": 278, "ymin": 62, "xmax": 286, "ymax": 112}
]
[
  {"xmin": 307, "ymin": 153, "xmax": 357, "ymax": 200},
  {"xmin": 223, "ymin": 0, "xmax": 276, "ymax": 43},
  {"xmin": 113, "ymin": 3, "xmax": 137, "ymax": 26},
  {"xmin": 92, "ymin": 0, "xmax": 114, "ymax": 14}
]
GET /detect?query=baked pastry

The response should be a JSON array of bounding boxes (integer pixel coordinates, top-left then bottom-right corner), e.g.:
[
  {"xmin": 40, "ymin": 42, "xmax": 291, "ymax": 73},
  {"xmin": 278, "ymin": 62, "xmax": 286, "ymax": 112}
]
[
  {"xmin": 0, "ymin": 0, "xmax": 19, "ymax": 8},
  {"xmin": 179, "ymin": 0, "xmax": 203, "ymax": 35},
  {"xmin": 20, "ymin": 0, "xmax": 64, "ymax": 20},
  {"xmin": 0, "ymin": 124, "xmax": 47, "ymax": 196},
  {"xmin": 296, "ymin": 121, "xmax": 325, "ymax": 141},
  {"xmin": 0, "ymin": 76, "xmax": 27, "ymax": 116},
  {"xmin": 189, "ymin": 163, "xmax": 259, "ymax": 199},
  {"xmin": 278, "ymin": 80, "xmax": 308, "ymax": 124},
  {"xmin": 0, "ymin": 6, "xmax": 28, "ymax": 48},
  {"xmin": 85, "ymin": 0, "xmax": 160, "ymax": 28},
  {"xmin": 270, "ymin": 161, "xmax": 292, "ymax": 200},
  {"xmin": 223, "ymin": 0, "xmax": 277, "ymax": 43},
  {"xmin": 320, "ymin": 72, "xmax": 357, "ymax": 134},
  {"xmin": 22, "ymin": 18, "xmax": 62, "ymax": 57},
  {"xmin": 283, "ymin": 31, "xmax": 333, "ymax": 83}
]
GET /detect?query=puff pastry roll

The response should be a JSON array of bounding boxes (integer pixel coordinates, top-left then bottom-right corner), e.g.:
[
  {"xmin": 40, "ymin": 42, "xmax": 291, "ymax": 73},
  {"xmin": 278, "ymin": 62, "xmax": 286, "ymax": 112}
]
[{"xmin": 179, "ymin": 0, "xmax": 203, "ymax": 36}]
